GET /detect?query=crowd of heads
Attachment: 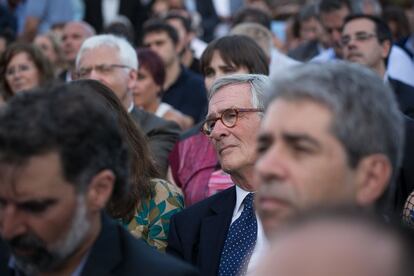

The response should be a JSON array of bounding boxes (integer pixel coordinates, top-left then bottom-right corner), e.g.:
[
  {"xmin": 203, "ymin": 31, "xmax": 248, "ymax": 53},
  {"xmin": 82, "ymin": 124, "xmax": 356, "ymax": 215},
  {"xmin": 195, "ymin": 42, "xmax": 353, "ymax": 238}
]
[{"xmin": 0, "ymin": 0, "xmax": 413, "ymax": 275}]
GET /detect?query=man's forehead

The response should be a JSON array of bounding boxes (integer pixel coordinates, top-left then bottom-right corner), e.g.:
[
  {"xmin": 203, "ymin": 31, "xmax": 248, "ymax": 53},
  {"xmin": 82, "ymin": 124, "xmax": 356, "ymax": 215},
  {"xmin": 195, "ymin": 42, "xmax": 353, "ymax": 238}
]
[
  {"xmin": 262, "ymin": 98, "xmax": 335, "ymax": 134},
  {"xmin": 0, "ymin": 153, "xmax": 75, "ymax": 200},
  {"xmin": 144, "ymin": 31, "xmax": 170, "ymax": 42},
  {"xmin": 79, "ymin": 46, "xmax": 121, "ymax": 65},
  {"xmin": 64, "ymin": 23, "xmax": 88, "ymax": 34},
  {"xmin": 208, "ymin": 83, "xmax": 252, "ymax": 112},
  {"xmin": 343, "ymin": 18, "xmax": 375, "ymax": 33}
]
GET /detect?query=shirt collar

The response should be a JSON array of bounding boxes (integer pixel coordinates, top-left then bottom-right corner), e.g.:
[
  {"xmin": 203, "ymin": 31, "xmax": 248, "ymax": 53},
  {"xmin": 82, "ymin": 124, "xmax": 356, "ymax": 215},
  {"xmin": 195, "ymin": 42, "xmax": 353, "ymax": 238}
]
[
  {"xmin": 127, "ymin": 102, "xmax": 134, "ymax": 113},
  {"xmin": 234, "ymin": 185, "xmax": 252, "ymax": 217}
]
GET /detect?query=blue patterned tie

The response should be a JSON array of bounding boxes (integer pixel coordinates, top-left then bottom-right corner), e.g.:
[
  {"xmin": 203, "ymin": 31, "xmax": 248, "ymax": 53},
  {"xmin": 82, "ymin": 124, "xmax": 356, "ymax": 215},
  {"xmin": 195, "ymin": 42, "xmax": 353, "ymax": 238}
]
[{"xmin": 218, "ymin": 193, "xmax": 257, "ymax": 276}]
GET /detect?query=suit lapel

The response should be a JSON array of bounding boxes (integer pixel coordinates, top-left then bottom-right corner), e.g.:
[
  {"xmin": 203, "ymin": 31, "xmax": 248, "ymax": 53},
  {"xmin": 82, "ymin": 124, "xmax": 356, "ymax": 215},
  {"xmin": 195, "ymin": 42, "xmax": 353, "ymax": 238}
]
[
  {"xmin": 199, "ymin": 187, "xmax": 236, "ymax": 275},
  {"xmin": 81, "ymin": 214, "xmax": 122, "ymax": 276}
]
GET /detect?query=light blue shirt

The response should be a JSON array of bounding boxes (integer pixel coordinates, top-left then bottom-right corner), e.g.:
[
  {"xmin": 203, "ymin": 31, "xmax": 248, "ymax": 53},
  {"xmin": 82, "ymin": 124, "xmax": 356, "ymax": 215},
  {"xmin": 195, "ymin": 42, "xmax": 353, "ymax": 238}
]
[{"xmin": 25, "ymin": 0, "xmax": 75, "ymax": 34}]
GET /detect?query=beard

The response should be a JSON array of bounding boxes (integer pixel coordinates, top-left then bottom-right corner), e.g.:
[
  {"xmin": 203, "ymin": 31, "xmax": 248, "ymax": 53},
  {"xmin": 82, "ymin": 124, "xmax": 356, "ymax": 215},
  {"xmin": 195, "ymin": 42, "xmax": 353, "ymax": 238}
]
[{"xmin": 8, "ymin": 196, "xmax": 91, "ymax": 275}]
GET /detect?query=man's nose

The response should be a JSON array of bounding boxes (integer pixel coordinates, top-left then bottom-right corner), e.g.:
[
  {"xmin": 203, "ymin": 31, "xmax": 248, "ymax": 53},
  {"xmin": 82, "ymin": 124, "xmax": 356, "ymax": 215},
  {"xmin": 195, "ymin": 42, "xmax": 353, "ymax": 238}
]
[
  {"xmin": 255, "ymin": 145, "xmax": 288, "ymax": 182},
  {"xmin": 209, "ymin": 119, "xmax": 229, "ymax": 140},
  {"xmin": 88, "ymin": 69, "xmax": 103, "ymax": 81}
]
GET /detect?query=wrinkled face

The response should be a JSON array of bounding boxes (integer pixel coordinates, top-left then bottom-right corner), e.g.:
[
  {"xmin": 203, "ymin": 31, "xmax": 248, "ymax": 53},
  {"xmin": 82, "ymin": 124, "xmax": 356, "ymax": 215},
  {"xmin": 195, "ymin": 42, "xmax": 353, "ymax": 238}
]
[
  {"xmin": 342, "ymin": 18, "xmax": 389, "ymax": 72},
  {"xmin": 62, "ymin": 23, "xmax": 91, "ymax": 64},
  {"xmin": 255, "ymin": 99, "xmax": 358, "ymax": 236},
  {"xmin": 143, "ymin": 31, "xmax": 178, "ymax": 68},
  {"xmin": 6, "ymin": 52, "xmax": 41, "ymax": 94},
  {"xmin": 0, "ymin": 153, "xmax": 91, "ymax": 275},
  {"xmin": 300, "ymin": 17, "xmax": 324, "ymax": 42},
  {"xmin": 34, "ymin": 35, "xmax": 58, "ymax": 65},
  {"xmin": 320, "ymin": 5, "xmax": 350, "ymax": 57},
  {"xmin": 256, "ymin": 222, "xmax": 400, "ymax": 276},
  {"xmin": 133, "ymin": 66, "xmax": 161, "ymax": 109},
  {"xmin": 204, "ymin": 51, "xmax": 249, "ymax": 91},
  {"xmin": 207, "ymin": 83, "xmax": 262, "ymax": 182},
  {"xmin": 77, "ymin": 45, "xmax": 135, "ymax": 109}
]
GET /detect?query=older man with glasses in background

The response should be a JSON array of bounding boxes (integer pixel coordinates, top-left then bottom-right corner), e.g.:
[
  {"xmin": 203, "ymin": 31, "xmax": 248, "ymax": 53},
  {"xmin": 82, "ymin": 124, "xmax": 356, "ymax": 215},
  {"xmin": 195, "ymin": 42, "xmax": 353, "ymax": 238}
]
[
  {"xmin": 167, "ymin": 74, "xmax": 270, "ymax": 276},
  {"xmin": 75, "ymin": 34, "xmax": 180, "ymax": 176}
]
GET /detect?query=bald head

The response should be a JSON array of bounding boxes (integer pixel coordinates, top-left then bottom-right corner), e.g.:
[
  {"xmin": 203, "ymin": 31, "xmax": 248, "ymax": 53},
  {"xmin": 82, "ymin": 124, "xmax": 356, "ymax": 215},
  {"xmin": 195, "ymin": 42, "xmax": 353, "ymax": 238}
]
[{"xmin": 62, "ymin": 21, "xmax": 96, "ymax": 65}]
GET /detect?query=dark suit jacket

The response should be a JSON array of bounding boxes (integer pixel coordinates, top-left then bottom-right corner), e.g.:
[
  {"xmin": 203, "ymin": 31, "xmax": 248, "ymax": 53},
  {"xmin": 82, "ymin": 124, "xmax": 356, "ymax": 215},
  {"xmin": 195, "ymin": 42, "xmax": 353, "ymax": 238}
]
[
  {"xmin": 288, "ymin": 40, "xmax": 322, "ymax": 62},
  {"xmin": 130, "ymin": 107, "xmax": 180, "ymax": 176},
  {"xmin": 83, "ymin": 0, "xmax": 150, "ymax": 45},
  {"xmin": 0, "ymin": 214, "xmax": 199, "ymax": 276},
  {"xmin": 393, "ymin": 116, "xmax": 414, "ymax": 215},
  {"xmin": 167, "ymin": 186, "xmax": 236, "ymax": 276},
  {"xmin": 388, "ymin": 78, "xmax": 414, "ymax": 119}
]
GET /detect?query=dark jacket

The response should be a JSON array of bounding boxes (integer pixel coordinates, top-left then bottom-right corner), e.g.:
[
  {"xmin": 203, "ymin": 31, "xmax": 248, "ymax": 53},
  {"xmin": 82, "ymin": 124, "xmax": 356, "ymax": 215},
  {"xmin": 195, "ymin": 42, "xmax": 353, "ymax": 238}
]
[
  {"xmin": 130, "ymin": 107, "xmax": 180, "ymax": 176},
  {"xmin": 1, "ymin": 214, "xmax": 199, "ymax": 276},
  {"xmin": 167, "ymin": 187, "xmax": 236, "ymax": 276}
]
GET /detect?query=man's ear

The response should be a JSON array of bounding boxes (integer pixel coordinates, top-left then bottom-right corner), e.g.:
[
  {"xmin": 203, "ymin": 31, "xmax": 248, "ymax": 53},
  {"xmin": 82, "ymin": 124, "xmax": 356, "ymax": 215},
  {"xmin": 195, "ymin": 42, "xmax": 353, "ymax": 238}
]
[
  {"xmin": 127, "ymin": 69, "xmax": 137, "ymax": 91},
  {"xmin": 86, "ymin": 169, "xmax": 115, "ymax": 212},
  {"xmin": 355, "ymin": 154, "xmax": 392, "ymax": 206},
  {"xmin": 381, "ymin": 40, "xmax": 391, "ymax": 59}
]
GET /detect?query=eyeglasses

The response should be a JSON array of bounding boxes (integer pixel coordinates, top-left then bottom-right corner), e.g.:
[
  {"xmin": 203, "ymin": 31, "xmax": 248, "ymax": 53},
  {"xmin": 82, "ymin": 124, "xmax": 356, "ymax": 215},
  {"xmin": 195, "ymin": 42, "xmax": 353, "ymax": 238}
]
[
  {"xmin": 201, "ymin": 108, "xmax": 263, "ymax": 136},
  {"xmin": 6, "ymin": 64, "xmax": 34, "ymax": 77},
  {"xmin": 341, "ymin": 32, "xmax": 377, "ymax": 46},
  {"xmin": 77, "ymin": 64, "xmax": 131, "ymax": 78}
]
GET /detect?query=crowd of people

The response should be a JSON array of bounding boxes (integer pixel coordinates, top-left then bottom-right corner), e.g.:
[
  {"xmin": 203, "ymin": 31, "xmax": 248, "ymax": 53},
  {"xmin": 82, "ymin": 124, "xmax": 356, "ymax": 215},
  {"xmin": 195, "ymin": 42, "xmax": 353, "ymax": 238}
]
[{"xmin": 0, "ymin": 0, "xmax": 413, "ymax": 275}]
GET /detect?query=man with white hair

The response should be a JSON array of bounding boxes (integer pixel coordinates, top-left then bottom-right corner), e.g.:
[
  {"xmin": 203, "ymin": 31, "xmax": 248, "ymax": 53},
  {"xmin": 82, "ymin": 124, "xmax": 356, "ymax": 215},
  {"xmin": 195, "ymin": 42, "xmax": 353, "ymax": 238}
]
[{"xmin": 76, "ymin": 34, "xmax": 180, "ymax": 176}]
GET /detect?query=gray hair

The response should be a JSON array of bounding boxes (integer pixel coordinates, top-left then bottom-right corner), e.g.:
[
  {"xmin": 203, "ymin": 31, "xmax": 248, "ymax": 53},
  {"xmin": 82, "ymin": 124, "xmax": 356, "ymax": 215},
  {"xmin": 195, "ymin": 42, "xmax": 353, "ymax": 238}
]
[
  {"xmin": 209, "ymin": 74, "xmax": 270, "ymax": 111},
  {"xmin": 266, "ymin": 62, "xmax": 404, "ymax": 173},
  {"xmin": 76, "ymin": 34, "xmax": 138, "ymax": 70}
]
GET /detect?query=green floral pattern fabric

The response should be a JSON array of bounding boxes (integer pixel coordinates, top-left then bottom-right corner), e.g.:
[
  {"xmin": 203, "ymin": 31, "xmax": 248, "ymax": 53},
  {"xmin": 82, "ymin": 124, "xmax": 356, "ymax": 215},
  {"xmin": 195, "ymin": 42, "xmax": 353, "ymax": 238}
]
[{"xmin": 127, "ymin": 178, "xmax": 184, "ymax": 251}]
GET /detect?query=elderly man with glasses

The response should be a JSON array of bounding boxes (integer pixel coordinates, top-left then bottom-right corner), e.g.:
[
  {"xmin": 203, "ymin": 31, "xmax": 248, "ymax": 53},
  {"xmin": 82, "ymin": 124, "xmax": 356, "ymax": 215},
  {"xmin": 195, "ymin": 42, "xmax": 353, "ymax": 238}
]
[
  {"xmin": 167, "ymin": 74, "xmax": 270, "ymax": 276},
  {"xmin": 75, "ymin": 34, "xmax": 180, "ymax": 176}
]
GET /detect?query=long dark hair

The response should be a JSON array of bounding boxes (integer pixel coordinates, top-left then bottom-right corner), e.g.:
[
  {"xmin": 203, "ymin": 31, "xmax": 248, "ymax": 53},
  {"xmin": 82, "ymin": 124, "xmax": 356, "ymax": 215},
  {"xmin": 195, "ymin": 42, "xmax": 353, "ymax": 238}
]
[{"xmin": 68, "ymin": 79, "xmax": 160, "ymax": 221}]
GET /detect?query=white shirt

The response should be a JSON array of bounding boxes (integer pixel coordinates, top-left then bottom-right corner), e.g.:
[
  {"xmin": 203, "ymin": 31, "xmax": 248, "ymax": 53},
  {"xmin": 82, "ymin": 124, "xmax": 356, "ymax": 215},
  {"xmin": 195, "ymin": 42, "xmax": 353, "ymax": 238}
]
[
  {"xmin": 233, "ymin": 186, "xmax": 268, "ymax": 276},
  {"xmin": 387, "ymin": 45, "xmax": 414, "ymax": 87},
  {"xmin": 102, "ymin": 0, "xmax": 120, "ymax": 27},
  {"xmin": 269, "ymin": 48, "xmax": 301, "ymax": 77}
]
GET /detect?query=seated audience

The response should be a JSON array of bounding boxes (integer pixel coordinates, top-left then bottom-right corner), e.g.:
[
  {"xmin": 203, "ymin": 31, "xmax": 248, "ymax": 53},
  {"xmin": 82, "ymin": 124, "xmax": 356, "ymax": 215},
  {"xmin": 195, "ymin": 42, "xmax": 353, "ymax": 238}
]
[
  {"xmin": 71, "ymin": 79, "xmax": 184, "ymax": 251},
  {"xmin": 168, "ymin": 35, "xmax": 269, "ymax": 206},
  {"xmin": 0, "ymin": 42, "xmax": 54, "ymax": 101},
  {"xmin": 134, "ymin": 48, "xmax": 193, "ymax": 130},
  {"xmin": 0, "ymin": 84, "xmax": 197, "ymax": 275}
]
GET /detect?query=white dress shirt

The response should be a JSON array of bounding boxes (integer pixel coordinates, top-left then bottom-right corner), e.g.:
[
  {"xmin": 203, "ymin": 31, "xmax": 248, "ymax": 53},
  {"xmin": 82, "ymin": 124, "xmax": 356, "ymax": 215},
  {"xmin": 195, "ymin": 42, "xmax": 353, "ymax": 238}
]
[{"xmin": 233, "ymin": 186, "xmax": 268, "ymax": 276}]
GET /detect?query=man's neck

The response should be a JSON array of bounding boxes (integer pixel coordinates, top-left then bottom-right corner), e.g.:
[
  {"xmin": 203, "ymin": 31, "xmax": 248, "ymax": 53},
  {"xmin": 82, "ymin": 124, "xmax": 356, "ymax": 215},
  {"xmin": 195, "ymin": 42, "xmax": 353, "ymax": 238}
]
[
  {"xmin": 164, "ymin": 60, "xmax": 181, "ymax": 91},
  {"xmin": 229, "ymin": 166, "xmax": 257, "ymax": 192},
  {"xmin": 373, "ymin": 62, "xmax": 386, "ymax": 80},
  {"xmin": 181, "ymin": 48, "xmax": 194, "ymax": 68}
]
